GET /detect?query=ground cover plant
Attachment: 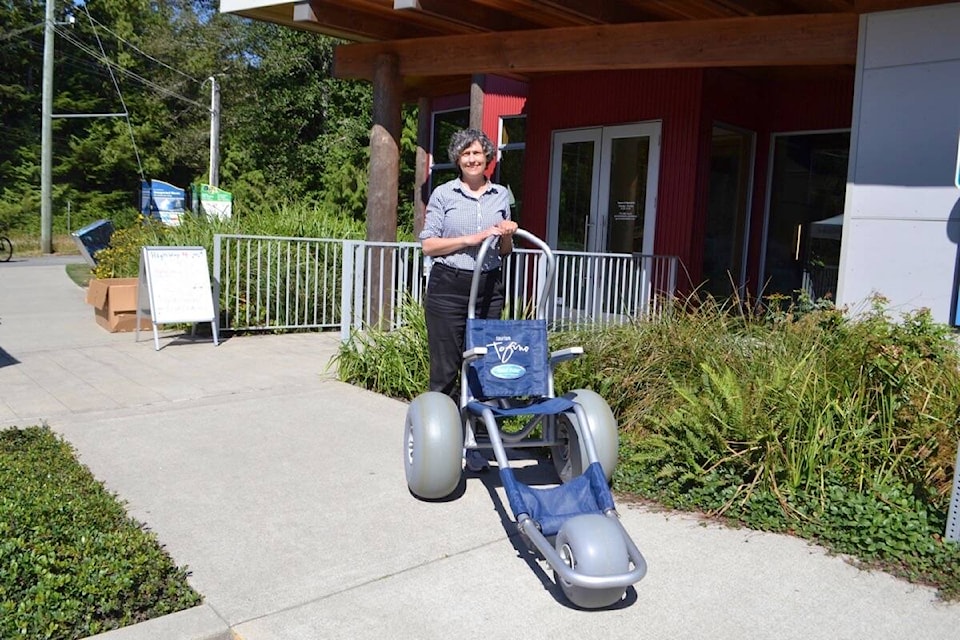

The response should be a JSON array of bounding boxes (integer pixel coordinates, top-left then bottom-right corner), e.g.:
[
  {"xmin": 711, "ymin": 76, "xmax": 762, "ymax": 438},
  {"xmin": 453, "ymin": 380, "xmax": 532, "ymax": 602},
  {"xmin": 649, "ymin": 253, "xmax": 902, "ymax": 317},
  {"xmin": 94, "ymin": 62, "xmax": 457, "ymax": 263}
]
[
  {"xmin": 0, "ymin": 426, "xmax": 201, "ymax": 639},
  {"xmin": 335, "ymin": 294, "xmax": 960, "ymax": 599}
]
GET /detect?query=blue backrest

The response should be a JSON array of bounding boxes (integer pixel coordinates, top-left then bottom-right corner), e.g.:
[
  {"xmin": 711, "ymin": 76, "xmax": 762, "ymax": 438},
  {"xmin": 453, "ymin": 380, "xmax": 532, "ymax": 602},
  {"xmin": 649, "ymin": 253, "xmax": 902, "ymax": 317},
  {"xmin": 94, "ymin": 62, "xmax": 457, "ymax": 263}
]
[{"xmin": 465, "ymin": 318, "xmax": 550, "ymax": 399}]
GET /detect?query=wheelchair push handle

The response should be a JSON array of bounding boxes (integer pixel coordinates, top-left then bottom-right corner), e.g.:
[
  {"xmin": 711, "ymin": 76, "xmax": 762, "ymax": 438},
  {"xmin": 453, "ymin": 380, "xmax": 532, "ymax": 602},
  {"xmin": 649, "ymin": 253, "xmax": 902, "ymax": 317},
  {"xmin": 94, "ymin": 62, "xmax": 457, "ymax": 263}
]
[{"xmin": 469, "ymin": 228, "xmax": 556, "ymax": 321}]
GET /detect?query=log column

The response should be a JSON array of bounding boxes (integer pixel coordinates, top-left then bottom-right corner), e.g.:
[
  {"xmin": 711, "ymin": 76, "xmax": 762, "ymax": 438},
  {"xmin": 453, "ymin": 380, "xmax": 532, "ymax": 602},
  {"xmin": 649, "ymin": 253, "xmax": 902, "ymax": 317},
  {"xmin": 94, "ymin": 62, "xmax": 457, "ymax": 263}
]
[
  {"xmin": 366, "ymin": 53, "xmax": 401, "ymax": 329},
  {"xmin": 413, "ymin": 96, "xmax": 430, "ymax": 237},
  {"xmin": 470, "ymin": 73, "xmax": 484, "ymax": 130},
  {"xmin": 367, "ymin": 53, "xmax": 401, "ymax": 243}
]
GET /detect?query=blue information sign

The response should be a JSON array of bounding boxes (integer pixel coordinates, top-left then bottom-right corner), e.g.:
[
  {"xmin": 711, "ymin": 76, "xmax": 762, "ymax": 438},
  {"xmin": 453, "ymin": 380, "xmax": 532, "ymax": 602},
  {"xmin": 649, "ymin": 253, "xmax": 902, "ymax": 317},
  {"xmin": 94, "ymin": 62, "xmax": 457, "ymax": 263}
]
[{"xmin": 140, "ymin": 180, "xmax": 185, "ymax": 226}]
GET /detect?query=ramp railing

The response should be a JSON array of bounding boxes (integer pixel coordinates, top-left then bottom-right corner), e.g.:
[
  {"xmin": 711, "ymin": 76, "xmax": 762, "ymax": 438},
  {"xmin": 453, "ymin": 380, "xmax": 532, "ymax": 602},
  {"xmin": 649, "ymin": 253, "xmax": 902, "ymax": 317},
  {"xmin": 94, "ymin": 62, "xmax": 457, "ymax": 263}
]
[{"xmin": 213, "ymin": 234, "xmax": 679, "ymax": 338}]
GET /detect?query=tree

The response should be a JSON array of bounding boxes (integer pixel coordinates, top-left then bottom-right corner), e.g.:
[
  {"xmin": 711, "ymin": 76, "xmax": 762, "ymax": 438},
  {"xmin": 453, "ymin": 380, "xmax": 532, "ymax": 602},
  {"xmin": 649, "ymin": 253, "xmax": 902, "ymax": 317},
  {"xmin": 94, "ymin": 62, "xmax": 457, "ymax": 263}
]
[{"xmin": 0, "ymin": 0, "xmax": 415, "ymax": 237}]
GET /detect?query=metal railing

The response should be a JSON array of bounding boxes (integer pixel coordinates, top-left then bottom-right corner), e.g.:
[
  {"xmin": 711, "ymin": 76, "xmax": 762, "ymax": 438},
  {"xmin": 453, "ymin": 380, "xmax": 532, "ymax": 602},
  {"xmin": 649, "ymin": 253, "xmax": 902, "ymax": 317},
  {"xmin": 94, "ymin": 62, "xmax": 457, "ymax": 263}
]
[
  {"xmin": 213, "ymin": 234, "xmax": 679, "ymax": 338},
  {"xmin": 214, "ymin": 234, "xmax": 347, "ymax": 332}
]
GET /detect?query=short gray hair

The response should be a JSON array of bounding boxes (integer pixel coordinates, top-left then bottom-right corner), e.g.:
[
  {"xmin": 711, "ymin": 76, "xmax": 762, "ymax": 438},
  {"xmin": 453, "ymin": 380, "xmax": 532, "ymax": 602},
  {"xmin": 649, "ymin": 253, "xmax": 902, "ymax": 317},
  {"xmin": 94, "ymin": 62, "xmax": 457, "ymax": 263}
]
[{"xmin": 447, "ymin": 128, "xmax": 495, "ymax": 166}]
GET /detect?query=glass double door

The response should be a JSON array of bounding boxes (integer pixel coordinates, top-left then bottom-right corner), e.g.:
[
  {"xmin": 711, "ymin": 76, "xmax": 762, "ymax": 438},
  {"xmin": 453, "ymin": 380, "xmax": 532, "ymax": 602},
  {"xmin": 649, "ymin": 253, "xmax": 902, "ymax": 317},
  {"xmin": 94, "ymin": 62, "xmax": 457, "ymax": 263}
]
[
  {"xmin": 548, "ymin": 122, "xmax": 660, "ymax": 255},
  {"xmin": 547, "ymin": 123, "xmax": 661, "ymax": 320}
]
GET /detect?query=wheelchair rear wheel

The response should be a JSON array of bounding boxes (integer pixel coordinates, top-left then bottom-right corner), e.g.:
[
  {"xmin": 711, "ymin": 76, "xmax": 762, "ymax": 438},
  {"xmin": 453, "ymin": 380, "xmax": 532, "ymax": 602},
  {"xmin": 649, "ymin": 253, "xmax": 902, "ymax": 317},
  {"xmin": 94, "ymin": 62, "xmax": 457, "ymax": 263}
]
[
  {"xmin": 404, "ymin": 392, "xmax": 463, "ymax": 500},
  {"xmin": 551, "ymin": 389, "xmax": 618, "ymax": 483}
]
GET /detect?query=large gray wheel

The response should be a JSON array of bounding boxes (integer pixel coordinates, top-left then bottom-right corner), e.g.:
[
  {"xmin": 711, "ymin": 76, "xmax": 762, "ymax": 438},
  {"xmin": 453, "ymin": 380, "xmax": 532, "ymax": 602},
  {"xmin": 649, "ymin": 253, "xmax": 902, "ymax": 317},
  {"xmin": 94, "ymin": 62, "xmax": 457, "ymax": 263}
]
[
  {"xmin": 551, "ymin": 389, "xmax": 618, "ymax": 483},
  {"xmin": 555, "ymin": 514, "xmax": 629, "ymax": 609},
  {"xmin": 404, "ymin": 392, "xmax": 463, "ymax": 499}
]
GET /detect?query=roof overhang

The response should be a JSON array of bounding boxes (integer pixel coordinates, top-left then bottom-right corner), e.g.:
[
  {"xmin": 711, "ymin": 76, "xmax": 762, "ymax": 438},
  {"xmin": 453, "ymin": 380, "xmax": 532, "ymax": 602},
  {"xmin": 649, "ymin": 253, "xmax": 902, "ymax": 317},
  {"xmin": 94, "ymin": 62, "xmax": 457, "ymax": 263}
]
[{"xmin": 219, "ymin": 0, "xmax": 954, "ymax": 97}]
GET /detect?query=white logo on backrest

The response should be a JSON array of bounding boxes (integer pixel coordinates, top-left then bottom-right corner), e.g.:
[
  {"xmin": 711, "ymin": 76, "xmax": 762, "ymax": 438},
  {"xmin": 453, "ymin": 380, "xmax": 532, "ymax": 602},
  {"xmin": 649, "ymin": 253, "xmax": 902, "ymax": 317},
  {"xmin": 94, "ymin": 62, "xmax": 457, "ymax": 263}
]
[{"xmin": 487, "ymin": 335, "xmax": 529, "ymax": 379}]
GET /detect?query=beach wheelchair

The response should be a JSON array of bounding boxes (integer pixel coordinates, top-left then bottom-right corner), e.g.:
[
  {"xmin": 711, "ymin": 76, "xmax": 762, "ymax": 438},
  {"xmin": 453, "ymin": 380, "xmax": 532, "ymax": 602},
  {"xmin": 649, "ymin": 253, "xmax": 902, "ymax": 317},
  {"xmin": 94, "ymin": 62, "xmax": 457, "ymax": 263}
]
[{"xmin": 404, "ymin": 229, "xmax": 647, "ymax": 608}]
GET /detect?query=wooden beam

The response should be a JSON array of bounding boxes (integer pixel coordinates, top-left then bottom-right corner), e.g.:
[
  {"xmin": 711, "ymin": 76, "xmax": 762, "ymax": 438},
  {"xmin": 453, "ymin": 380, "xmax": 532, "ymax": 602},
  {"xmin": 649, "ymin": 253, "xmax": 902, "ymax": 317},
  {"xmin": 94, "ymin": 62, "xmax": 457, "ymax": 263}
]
[
  {"xmin": 470, "ymin": 74, "xmax": 484, "ymax": 130},
  {"xmin": 626, "ymin": 0, "xmax": 742, "ymax": 20},
  {"xmin": 469, "ymin": 0, "xmax": 603, "ymax": 26},
  {"xmin": 296, "ymin": 1, "xmax": 446, "ymax": 40},
  {"xmin": 413, "ymin": 96, "xmax": 430, "ymax": 237},
  {"xmin": 335, "ymin": 13, "xmax": 859, "ymax": 80},
  {"xmin": 691, "ymin": 0, "xmax": 788, "ymax": 16},
  {"xmin": 394, "ymin": 0, "xmax": 541, "ymax": 32},
  {"xmin": 853, "ymin": 0, "xmax": 955, "ymax": 11}
]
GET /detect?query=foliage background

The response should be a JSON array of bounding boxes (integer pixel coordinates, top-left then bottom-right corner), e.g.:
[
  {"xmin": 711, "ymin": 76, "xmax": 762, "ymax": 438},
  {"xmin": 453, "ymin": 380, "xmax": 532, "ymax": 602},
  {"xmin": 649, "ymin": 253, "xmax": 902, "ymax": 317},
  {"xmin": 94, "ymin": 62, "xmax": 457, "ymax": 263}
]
[{"xmin": 0, "ymin": 0, "xmax": 419, "ymax": 239}]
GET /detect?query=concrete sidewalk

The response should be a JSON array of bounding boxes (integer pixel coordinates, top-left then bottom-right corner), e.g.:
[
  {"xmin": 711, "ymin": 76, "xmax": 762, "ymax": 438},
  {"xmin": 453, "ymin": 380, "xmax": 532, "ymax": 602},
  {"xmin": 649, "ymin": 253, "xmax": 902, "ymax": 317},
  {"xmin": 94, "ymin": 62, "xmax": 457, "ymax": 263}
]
[{"xmin": 2, "ymin": 255, "xmax": 960, "ymax": 640}]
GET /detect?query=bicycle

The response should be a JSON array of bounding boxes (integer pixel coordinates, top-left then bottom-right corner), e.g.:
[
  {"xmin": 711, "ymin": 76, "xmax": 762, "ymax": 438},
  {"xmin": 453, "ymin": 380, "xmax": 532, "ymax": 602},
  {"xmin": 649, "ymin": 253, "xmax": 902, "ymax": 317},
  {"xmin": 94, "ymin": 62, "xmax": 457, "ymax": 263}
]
[{"xmin": 0, "ymin": 236, "xmax": 11, "ymax": 262}]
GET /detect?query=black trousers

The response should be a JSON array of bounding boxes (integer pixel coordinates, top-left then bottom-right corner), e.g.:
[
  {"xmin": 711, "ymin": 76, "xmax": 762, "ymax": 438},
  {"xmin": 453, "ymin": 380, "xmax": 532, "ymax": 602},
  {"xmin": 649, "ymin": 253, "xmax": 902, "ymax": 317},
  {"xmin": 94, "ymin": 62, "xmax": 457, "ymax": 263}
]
[{"xmin": 425, "ymin": 263, "xmax": 504, "ymax": 398}]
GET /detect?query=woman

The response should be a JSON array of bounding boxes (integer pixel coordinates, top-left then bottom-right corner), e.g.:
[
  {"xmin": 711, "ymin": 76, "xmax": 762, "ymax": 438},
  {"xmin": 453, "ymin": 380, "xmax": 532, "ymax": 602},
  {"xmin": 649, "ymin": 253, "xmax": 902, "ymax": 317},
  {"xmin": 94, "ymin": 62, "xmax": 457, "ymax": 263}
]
[{"xmin": 420, "ymin": 128, "xmax": 517, "ymax": 469}]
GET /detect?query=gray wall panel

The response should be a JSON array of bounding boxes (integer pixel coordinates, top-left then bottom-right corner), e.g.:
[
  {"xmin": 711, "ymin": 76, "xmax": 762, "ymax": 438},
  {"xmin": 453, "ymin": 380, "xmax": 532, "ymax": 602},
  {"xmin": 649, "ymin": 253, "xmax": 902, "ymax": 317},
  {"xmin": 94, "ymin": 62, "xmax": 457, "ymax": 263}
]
[
  {"xmin": 838, "ymin": 3, "xmax": 960, "ymax": 323},
  {"xmin": 841, "ymin": 217, "xmax": 960, "ymax": 319},
  {"xmin": 862, "ymin": 3, "xmax": 960, "ymax": 69}
]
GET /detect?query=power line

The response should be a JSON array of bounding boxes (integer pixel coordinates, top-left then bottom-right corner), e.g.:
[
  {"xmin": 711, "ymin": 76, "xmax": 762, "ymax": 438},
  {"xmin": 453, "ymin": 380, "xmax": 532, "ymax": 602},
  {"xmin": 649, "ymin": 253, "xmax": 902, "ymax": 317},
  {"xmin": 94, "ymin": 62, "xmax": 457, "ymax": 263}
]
[
  {"xmin": 82, "ymin": 11, "xmax": 203, "ymax": 86},
  {"xmin": 54, "ymin": 26, "xmax": 207, "ymax": 109},
  {"xmin": 79, "ymin": 5, "xmax": 143, "ymax": 181}
]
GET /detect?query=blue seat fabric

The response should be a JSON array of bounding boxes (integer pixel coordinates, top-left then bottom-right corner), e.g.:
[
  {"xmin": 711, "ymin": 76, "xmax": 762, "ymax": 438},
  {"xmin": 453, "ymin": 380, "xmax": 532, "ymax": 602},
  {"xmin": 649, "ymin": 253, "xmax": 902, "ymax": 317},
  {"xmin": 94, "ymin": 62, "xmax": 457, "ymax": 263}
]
[{"xmin": 500, "ymin": 462, "xmax": 615, "ymax": 537}]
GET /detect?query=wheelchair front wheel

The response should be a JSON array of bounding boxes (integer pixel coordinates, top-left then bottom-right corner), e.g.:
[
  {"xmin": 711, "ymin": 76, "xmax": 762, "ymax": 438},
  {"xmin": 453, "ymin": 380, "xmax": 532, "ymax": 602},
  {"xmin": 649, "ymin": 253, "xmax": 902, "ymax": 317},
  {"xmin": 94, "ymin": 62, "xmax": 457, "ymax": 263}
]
[{"xmin": 555, "ymin": 514, "xmax": 630, "ymax": 609}]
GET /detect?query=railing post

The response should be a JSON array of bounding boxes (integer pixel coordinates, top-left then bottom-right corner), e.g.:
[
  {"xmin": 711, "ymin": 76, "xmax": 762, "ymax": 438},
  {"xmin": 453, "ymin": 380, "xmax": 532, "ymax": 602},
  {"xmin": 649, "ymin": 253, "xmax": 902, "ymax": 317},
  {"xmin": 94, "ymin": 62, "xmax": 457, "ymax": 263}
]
[
  {"xmin": 213, "ymin": 234, "xmax": 222, "ymax": 335},
  {"xmin": 947, "ymin": 441, "xmax": 960, "ymax": 542},
  {"xmin": 340, "ymin": 240, "xmax": 362, "ymax": 342}
]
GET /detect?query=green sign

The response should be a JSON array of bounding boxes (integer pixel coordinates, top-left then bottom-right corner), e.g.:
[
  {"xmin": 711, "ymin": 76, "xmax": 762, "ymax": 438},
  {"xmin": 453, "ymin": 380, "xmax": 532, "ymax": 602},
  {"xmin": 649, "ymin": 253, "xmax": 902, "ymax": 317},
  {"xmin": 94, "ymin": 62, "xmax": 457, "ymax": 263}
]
[{"xmin": 198, "ymin": 184, "xmax": 232, "ymax": 220}]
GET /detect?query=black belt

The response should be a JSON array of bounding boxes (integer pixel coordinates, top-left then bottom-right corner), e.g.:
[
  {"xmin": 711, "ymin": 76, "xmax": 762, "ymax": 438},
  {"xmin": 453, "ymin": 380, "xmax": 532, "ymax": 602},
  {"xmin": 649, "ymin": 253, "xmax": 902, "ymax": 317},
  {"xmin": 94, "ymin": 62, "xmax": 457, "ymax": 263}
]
[{"xmin": 433, "ymin": 262, "xmax": 501, "ymax": 277}]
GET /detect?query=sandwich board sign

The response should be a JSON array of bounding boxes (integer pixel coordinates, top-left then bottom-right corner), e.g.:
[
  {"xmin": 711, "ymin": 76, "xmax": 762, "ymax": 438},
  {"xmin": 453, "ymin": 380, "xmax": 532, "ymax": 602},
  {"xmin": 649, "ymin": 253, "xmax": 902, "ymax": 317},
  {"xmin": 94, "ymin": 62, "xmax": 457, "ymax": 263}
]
[{"xmin": 136, "ymin": 246, "xmax": 219, "ymax": 350}]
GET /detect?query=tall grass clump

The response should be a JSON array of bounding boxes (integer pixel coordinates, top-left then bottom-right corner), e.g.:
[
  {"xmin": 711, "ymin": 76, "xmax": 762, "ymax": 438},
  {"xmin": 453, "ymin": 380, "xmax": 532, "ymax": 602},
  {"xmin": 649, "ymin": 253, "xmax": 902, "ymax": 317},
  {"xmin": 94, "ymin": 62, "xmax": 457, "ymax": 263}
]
[
  {"xmin": 334, "ymin": 289, "xmax": 960, "ymax": 597},
  {"xmin": 334, "ymin": 298, "xmax": 430, "ymax": 399}
]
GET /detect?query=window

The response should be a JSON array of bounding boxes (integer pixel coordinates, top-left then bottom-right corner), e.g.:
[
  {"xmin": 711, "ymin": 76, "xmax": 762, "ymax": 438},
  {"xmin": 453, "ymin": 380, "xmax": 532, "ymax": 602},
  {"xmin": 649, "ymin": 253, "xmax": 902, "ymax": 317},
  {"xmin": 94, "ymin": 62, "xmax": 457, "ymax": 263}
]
[
  {"xmin": 702, "ymin": 125, "xmax": 754, "ymax": 299},
  {"xmin": 496, "ymin": 115, "xmax": 526, "ymax": 225},
  {"xmin": 762, "ymin": 131, "xmax": 849, "ymax": 300},
  {"xmin": 429, "ymin": 108, "xmax": 469, "ymax": 191}
]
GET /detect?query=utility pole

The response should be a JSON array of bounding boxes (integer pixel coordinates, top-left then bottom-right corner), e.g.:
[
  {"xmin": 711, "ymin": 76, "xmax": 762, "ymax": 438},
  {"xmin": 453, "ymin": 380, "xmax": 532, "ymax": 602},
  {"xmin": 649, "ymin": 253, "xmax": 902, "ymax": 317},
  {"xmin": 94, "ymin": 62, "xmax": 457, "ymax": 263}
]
[
  {"xmin": 208, "ymin": 76, "xmax": 220, "ymax": 187},
  {"xmin": 40, "ymin": 0, "xmax": 55, "ymax": 254}
]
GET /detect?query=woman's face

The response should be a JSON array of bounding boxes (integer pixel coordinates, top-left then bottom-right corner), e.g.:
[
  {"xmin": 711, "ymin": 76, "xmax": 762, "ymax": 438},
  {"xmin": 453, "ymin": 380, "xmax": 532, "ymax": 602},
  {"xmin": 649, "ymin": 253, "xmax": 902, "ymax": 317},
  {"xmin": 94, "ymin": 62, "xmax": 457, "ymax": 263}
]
[{"xmin": 457, "ymin": 140, "xmax": 488, "ymax": 180}]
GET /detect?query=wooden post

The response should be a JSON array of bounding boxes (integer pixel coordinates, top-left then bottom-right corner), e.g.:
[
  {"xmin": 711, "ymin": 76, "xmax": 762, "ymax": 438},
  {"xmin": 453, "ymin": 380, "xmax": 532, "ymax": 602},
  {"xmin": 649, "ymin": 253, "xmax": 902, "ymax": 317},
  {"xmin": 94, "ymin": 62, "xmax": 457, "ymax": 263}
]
[
  {"xmin": 470, "ymin": 73, "xmax": 485, "ymax": 130},
  {"xmin": 367, "ymin": 53, "xmax": 401, "ymax": 243},
  {"xmin": 414, "ymin": 96, "xmax": 430, "ymax": 238},
  {"xmin": 367, "ymin": 53, "xmax": 401, "ymax": 329}
]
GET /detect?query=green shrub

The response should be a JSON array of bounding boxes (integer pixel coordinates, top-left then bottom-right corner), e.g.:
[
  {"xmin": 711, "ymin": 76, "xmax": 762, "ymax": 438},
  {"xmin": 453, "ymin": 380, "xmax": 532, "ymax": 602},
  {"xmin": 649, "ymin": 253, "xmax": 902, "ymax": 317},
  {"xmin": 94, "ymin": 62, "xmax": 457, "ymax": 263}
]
[
  {"xmin": 92, "ymin": 217, "xmax": 171, "ymax": 279},
  {"xmin": 90, "ymin": 199, "xmax": 374, "ymax": 282},
  {"xmin": 0, "ymin": 426, "xmax": 201, "ymax": 638}
]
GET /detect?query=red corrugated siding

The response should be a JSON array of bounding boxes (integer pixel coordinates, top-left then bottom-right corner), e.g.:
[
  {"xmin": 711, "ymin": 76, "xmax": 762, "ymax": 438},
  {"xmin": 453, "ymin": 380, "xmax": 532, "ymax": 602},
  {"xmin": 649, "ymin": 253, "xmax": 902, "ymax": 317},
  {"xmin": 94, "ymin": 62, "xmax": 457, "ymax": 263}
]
[
  {"xmin": 524, "ymin": 69, "xmax": 705, "ymax": 267},
  {"xmin": 428, "ymin": 68, "xmax": 854, "ymax": 295},
  {"xmin": 428, "ymin": 77, "xmax": 528, "ymax": 178},
  {"xmin": 483, "ymin": 79, "xmax": 528, "ymax": 176}
]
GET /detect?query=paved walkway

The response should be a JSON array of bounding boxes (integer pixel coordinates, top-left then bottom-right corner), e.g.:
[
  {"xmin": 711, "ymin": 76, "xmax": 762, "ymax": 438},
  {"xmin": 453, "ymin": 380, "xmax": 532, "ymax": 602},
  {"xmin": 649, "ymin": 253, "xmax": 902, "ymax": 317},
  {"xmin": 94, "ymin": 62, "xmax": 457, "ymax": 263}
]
[{"xmin": 2, "ymin": 255, "xmax": 960, "ymax": 640}]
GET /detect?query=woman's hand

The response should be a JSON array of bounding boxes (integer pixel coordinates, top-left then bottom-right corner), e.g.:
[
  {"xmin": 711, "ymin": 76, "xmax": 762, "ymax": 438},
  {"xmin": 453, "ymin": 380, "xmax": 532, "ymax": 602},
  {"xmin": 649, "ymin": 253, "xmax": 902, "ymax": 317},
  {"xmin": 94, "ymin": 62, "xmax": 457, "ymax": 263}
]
[
  {"xmin": 421, "ymin": 221, "xmax": 518, "ymax": 257},
  {"xmin": 480, "ymin": 220, "xmax": 517, "ymax": 240},
  {"xmin": 496, "ymin": 220, "xmax": 518, "ymax": 236},
  {"xmin": 494, "ymin": 220, "xmax": 517, "ymax": 255}
]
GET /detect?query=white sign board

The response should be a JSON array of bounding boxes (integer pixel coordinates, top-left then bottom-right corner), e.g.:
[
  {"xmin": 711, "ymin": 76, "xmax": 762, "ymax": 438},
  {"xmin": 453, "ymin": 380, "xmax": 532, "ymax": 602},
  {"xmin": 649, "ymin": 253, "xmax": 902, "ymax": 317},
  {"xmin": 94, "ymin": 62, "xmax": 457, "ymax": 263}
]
[{"xmin": 137, "ymin": 246, "xmax": 219, "ymax": 350}]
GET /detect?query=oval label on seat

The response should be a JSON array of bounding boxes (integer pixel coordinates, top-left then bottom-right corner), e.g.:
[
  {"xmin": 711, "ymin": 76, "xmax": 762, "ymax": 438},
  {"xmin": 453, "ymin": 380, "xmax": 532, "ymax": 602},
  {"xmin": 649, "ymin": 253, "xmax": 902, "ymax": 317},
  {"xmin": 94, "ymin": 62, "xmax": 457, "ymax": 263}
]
[{"xmin": 491, "ymin": 364, "xmax": 526, "ymax": 380}]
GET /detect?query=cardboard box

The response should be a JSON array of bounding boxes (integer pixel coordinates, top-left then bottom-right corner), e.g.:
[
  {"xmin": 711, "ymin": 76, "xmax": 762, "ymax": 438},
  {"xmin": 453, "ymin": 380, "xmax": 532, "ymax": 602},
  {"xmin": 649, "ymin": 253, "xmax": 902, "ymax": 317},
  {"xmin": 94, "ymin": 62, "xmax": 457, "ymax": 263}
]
[{"xmin": 86, "ymin": 278, "xmax": 152, "ymax": 332}]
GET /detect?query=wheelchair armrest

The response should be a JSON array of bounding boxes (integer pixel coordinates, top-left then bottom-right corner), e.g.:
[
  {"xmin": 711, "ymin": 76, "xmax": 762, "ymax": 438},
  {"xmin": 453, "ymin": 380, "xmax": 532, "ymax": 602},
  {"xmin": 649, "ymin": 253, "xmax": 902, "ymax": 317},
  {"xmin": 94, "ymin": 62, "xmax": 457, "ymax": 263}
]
[
  {"xmin": 550, "ymin": 346, "xmax": 584, "ymax": 367},
  {"xmin": 463, "ymin": 346, "xmax": 487, "ymax": 363}
]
